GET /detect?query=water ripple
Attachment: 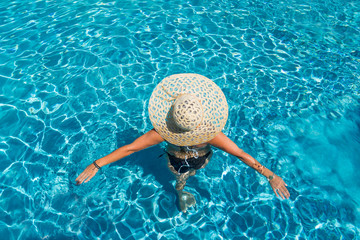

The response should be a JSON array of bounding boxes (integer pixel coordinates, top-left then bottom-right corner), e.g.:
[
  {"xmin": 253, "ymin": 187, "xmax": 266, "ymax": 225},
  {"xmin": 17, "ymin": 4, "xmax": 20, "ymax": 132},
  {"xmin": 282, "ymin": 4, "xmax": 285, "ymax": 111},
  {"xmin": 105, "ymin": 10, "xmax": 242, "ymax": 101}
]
[{"xmin": 0, "ymin": 0, "xmax": 360, "ymax": 239}]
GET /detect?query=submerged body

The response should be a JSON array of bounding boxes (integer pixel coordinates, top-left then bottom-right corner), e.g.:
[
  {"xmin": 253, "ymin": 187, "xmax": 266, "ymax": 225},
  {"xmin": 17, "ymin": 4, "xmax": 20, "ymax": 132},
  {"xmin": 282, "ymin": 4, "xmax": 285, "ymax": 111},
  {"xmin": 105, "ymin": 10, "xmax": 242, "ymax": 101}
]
[{"xmin": 166, "ymin": 143, "xmax": 213, "ymax": 212}]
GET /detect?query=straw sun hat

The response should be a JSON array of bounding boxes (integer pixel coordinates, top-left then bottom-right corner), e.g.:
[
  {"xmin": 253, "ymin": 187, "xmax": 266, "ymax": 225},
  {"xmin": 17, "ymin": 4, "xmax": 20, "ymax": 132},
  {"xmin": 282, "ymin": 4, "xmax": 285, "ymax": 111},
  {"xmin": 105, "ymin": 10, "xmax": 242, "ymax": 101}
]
[{"xmin": 148, "ymin": 73, "xmax": 228, "ymax": 146}]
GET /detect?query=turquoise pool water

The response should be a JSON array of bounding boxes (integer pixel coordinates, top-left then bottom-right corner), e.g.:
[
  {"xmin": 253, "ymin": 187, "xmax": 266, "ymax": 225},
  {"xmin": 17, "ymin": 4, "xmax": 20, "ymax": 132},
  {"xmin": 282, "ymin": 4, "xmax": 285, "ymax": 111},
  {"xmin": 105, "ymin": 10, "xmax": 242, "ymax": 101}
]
[{"xmin": 1, "ymin": 0, "xmax": 359, "ymax": 239}]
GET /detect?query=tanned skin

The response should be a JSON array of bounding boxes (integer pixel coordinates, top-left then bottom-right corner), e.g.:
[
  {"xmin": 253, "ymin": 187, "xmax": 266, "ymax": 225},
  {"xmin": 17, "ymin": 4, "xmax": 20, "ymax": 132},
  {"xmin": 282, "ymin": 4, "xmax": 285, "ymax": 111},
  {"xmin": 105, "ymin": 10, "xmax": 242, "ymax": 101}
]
[{"xmin": 76, "ymin": 129, "xmax": 290, "ymax": 206}]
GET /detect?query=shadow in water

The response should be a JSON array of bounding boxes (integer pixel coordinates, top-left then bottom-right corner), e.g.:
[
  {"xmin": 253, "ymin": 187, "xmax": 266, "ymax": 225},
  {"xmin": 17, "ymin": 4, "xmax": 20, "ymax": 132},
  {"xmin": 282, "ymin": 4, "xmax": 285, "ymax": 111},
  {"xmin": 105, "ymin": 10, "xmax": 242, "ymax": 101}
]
[
  {"xmin": 120, "ymin": 144, "xmax": 180, "ymax": 213},
  {"xmin": 132, "ymin": 146, "xmax": 176, "ymax": 195}
]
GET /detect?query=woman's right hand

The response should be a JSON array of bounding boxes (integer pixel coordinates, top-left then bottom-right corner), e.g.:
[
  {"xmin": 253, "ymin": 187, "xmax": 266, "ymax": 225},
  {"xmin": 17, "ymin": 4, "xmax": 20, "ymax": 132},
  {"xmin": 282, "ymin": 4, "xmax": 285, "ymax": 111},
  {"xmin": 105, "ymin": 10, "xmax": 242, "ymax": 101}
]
[{"xmin": 75, "ymin": 163, "xmax": 99, "ymax": 185}]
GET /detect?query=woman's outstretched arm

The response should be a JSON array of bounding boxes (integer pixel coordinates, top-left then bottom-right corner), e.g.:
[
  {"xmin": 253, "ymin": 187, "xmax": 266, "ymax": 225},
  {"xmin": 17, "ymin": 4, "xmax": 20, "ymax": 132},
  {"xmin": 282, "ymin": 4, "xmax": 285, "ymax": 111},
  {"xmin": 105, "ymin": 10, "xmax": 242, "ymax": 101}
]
[
  {"xmin": 208, "ymin": 132, "xmax": 290, "ymax": 199},
  {"xmin": 75, "ymin": 129, "xmax": 164, "ymax": 185}
]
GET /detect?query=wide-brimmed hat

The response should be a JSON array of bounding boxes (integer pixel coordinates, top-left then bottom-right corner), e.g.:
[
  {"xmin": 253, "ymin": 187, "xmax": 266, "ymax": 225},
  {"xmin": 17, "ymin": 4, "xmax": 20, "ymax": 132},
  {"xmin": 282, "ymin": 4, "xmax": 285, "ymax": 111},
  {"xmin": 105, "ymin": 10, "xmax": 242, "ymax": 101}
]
[{"xmin": 148, "ymin": 73, "xmax": 228, "ymax": 146}]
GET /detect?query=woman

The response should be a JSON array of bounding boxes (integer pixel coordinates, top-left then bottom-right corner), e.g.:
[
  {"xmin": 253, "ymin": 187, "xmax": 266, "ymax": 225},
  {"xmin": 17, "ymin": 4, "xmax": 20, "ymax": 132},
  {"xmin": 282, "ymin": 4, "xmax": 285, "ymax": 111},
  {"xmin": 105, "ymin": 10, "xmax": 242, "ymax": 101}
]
[{"xmin": 76, "ymin": 74, "xmax": 289, "ymax": 213}]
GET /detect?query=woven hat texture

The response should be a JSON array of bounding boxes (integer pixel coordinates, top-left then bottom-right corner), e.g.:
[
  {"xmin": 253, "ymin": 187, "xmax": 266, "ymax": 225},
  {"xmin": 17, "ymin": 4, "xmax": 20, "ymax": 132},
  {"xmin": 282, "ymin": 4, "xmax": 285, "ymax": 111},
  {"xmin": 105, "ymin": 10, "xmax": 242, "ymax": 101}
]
[{"xmin": 148, "ymin": 73, "xmax": 228, "ymax": 146}]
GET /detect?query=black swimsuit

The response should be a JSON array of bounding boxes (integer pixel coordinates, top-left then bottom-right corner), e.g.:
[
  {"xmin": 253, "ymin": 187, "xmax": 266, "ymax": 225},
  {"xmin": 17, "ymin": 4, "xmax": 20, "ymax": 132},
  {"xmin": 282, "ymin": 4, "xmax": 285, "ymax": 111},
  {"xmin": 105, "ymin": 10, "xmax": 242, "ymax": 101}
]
[{"xmin": 167, "ymin": 151, "xmax": 212, "ymax": 174}]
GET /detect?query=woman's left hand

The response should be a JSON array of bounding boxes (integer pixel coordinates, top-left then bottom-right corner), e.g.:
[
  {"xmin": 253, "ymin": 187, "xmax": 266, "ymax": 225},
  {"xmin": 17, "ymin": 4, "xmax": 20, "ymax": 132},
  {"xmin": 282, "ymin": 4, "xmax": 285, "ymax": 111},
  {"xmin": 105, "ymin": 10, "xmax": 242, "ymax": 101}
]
[
  {"xmin": 269, "ymin": 175, "xmax": 290, "ymax": 199},
  {"xmin": 75, "ymin": 163, "xmax": 99, "ymax": 185}
]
